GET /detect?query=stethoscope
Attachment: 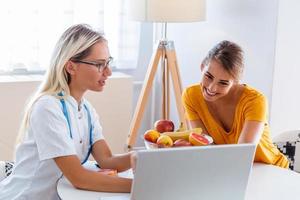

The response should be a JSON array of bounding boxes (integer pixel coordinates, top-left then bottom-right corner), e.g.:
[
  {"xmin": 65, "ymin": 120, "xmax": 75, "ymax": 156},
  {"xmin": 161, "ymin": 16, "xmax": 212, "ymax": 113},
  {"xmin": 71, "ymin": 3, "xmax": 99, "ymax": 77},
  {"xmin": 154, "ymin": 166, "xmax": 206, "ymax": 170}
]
[{"xmin": 58, "ymin": 92, "xmax": 93, "ymax": 164}]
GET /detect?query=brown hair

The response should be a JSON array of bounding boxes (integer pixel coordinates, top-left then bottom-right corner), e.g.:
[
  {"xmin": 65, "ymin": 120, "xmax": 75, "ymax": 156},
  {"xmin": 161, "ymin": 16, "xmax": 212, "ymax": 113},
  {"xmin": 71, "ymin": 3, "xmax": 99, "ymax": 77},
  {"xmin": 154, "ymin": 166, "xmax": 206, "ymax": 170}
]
[{"xmin": 202, "ymin": 40, "xmax": 244, "ymax": 80}]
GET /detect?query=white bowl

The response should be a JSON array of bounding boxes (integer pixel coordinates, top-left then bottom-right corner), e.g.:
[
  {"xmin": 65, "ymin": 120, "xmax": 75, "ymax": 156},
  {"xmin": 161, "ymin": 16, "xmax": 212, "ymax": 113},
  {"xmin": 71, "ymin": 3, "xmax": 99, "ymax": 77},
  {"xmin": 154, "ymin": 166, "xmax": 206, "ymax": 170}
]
[
  {"xmin": 144, "ymin": 133, "xmax": 214, "ymax": 150},
  {"xmin": 144, "ymin": 140, "xmax": 159, "ymax": 149},
  {"xmin": 201, "ymin": 133, "xmax": 214, "ymax": 144}
]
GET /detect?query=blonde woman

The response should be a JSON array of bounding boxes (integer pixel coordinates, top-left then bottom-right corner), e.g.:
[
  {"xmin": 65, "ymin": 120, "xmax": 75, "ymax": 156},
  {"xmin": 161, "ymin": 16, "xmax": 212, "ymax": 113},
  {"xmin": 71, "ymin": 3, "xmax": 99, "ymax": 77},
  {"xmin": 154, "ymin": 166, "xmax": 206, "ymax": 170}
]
[
  {"xmin": 182, "ymin": 40, "xmax": 289, "ymax": 168},
  {"xmin": 0, "ymin": 24, "xmax": 132, "ymax": 199}
]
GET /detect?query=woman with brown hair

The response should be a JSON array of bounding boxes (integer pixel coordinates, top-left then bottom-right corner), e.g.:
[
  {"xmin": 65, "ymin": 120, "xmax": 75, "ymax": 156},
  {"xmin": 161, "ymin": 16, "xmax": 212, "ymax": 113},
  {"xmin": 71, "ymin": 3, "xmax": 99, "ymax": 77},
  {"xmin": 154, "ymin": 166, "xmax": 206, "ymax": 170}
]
[{"xmin": 182, "ymin": 40, "xmax": 289, "ymax": 168}]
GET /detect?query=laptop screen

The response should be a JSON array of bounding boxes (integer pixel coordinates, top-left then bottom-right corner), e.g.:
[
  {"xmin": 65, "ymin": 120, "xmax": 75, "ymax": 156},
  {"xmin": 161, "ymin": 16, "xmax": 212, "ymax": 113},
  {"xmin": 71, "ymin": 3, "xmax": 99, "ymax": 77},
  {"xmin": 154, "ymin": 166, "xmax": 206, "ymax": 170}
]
[{"xmin": 131, "ymin": 144, "xmax": 256, "ymax": 200}]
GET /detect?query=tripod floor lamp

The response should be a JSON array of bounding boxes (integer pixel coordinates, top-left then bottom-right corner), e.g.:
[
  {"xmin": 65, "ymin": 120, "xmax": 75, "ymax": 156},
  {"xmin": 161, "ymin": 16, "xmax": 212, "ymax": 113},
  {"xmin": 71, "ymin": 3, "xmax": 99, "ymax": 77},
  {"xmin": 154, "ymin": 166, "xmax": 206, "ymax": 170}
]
[{"xmin": 126, "ymin": 0, "xmax": 206, "ymax": 150}]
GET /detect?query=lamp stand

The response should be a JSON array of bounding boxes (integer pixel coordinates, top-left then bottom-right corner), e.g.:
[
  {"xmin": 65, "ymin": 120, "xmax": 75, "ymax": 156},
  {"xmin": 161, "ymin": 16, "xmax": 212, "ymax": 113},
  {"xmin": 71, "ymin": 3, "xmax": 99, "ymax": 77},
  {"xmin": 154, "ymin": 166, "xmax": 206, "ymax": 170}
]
[{"xmin": 126, "ymin": 39, "xmax": 188, "ymax": 150}]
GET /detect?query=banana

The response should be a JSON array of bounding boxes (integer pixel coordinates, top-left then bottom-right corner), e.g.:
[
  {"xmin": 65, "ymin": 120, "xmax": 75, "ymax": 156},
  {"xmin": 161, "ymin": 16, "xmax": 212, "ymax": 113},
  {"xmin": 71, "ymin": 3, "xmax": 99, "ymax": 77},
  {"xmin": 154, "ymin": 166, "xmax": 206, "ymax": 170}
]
[
  {"xmin": 191, "ymin": 127, "xmax": 202, "ymax": 134},
  {"xmin": 163, "ymin": 130, "xmax": 191, "ymax": 141},
  {"xmin": 163, "ymin": 127, "xmax": 203, "ymax": 142},
  {"xmin": 175, "ymin": 122, "xmax": 185, "ymax": 132}
]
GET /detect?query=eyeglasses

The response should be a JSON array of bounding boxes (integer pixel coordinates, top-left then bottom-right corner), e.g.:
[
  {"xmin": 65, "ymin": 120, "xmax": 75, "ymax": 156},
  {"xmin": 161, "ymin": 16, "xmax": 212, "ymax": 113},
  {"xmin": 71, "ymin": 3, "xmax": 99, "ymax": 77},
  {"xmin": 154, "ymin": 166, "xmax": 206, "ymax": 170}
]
[{"xmin": 72, "ymin": 56, "xmax": 113, "ymax": 72}]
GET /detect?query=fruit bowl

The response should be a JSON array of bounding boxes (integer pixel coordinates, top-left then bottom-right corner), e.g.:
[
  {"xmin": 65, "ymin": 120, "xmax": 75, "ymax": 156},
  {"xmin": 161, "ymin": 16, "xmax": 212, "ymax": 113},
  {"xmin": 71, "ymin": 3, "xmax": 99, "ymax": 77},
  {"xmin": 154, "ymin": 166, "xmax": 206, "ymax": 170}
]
[
  {"xmin": 144, "ymin": 140, "xmax": 159, "ymax": 149},
  {"xmin": 201, "ymin": 133, "xmax": 214, "ymax": 144},
  {"xmin": 144, "ymin": 133, "xmax": 214, "ymax": 149}
]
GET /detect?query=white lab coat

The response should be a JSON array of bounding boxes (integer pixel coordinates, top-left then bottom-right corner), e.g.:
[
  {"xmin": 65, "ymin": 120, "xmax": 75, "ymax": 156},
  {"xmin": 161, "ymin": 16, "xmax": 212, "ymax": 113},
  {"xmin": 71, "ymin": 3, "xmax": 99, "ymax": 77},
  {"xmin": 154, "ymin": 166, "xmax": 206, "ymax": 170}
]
[{"xmin": 0, "ymin": 95, "xmax": 104, "ymax": 200}]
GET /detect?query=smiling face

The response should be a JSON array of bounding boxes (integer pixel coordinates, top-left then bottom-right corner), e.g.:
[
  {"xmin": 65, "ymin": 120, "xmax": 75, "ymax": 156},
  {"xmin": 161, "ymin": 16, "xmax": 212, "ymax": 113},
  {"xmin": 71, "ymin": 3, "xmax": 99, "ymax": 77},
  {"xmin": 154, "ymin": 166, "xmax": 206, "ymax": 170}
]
[
  {"xmin": 201, "ymin": 59, "xmax": 236, "ymax": 102},
  {"xmin": 68, "ymin": 41, "xmax": 112, "ymax": 93}
]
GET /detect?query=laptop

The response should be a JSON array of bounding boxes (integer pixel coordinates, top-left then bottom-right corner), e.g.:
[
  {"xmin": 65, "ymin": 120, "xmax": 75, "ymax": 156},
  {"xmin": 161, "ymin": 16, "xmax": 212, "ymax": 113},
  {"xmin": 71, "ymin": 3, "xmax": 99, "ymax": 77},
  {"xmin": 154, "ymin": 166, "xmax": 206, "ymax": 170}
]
[{"xmin": 104, "ymin": 143, "xmax": 256, "ymax": 200}]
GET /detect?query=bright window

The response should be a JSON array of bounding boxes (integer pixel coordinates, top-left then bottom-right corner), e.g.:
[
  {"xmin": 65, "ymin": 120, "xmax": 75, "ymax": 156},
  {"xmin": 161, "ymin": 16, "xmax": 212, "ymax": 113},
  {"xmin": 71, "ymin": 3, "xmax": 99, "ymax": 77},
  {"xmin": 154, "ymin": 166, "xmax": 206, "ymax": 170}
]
[{"xmin": 0, "ymin": 0, "xmax": 140, "ymax": 74}]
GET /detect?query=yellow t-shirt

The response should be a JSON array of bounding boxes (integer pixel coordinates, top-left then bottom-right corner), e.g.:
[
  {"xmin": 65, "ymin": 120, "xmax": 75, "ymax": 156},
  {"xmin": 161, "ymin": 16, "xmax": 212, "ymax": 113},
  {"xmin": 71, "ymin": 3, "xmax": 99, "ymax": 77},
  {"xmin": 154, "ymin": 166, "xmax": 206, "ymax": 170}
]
[{"xmin": 182, "ymin": 83, "xmax": 289, "ymax": 168}]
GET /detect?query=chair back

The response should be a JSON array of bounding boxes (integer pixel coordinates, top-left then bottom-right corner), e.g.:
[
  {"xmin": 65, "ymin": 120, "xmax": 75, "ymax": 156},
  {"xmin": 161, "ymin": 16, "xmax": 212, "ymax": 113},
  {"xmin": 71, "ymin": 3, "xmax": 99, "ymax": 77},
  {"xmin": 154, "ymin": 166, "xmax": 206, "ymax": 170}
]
[
  {"xmin": 273, "ymin": 130, "xmax": 300, "ymax": 172},
  {"xmin": 0, "ymin": 161, "xmax": 14, "ymax": 182}
]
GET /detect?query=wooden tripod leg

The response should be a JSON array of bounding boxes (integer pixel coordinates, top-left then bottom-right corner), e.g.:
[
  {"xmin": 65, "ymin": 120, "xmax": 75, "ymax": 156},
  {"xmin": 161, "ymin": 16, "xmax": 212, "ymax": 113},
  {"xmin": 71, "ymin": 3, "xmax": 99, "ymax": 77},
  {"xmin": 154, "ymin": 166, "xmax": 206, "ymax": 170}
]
[
  {"xmin": 172, "ymin": 53, "xmax": 186, "ymax": 127},
  {"xmin": 161, "ymin": 49, "xmax": 167, "ymax": 119},
  {"xmin": 126, "ymin": 44, "xmax": 162, "ymax": 150},
  {"xmin": 166, "ymin": 47, "xmax": 188, "ymax": 130},
  {"xmin": 162, "ymin": 52, "xmax": 170, "ymax": 120},
  {"xmin": 165, "ymin": 55, "xmax": 170, "ymax": 120}
]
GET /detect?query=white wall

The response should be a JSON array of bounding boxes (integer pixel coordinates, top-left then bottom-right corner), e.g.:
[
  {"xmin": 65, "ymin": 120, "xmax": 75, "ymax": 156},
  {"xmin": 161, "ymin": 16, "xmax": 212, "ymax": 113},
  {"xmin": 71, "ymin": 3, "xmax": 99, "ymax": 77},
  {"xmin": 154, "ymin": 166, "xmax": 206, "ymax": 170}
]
[
  {"xmin": 153, "ymin": 0, "xmax": 280, "ymax": 134},
  {"xmin": 0, "ymin": 73, "xmax": 132, "ymax": 160},
  {"xmin": 270, "ymin": 0, "xmax": 300, "ymax": 135}
]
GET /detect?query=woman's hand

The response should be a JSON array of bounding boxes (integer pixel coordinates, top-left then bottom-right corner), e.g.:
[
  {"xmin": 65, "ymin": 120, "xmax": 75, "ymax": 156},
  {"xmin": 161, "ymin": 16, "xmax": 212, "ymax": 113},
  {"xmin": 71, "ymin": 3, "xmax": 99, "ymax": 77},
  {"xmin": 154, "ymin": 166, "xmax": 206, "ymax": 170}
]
[
  {"xmin": 92, "ymin": 140, "xmax": 131, "ymax": 172},
  {"xmin": 98, "ymin": 168, "xmax": 118, "ymax": 176}
]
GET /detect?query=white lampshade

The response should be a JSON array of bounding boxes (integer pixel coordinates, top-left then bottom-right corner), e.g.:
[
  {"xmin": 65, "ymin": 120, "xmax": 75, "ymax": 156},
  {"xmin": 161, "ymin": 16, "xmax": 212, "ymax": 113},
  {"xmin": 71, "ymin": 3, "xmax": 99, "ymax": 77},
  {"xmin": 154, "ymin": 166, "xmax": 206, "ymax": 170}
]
[{"xmin": 129, "ymin": 0, "xmax": 206, "ymax": 22}]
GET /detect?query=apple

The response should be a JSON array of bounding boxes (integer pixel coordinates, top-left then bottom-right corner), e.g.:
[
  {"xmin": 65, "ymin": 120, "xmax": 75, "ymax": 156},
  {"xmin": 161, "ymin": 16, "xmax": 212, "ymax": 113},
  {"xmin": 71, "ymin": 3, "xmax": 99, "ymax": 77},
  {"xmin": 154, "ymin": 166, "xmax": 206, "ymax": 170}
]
[
  {"xmin": 144, "ymin": 129, "xmax": 160, "ymax": 143},
  {"xmin": 189, "ymin": 133, "xmax": 209, "ymax": 146},
  {"xmin": 154, "ymin": 119, "xmax": 175, "ymax": 133},
  {"xmin": 156, "ymin": 135, "xmax": 173, "ymax": 148},
  {"xmin": 173, "ymin": 139, "xmax": 192, "ymax": 147}
]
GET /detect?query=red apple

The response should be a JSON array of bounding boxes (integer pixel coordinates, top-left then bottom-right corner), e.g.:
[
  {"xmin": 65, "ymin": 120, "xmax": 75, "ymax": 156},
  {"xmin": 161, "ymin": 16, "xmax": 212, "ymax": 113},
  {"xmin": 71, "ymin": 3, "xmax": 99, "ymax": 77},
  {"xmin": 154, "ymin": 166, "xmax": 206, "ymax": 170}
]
[
  {"xmin": 144, "ymin": 129, "xmax": 160, "ymax": 143},
  {"xmin": 173, "ymin": 139, "xmax": 192, "ymax": 147},
  {"xmin": 154, "ymin": 119, "xmax": 175, "ymax": 133}
]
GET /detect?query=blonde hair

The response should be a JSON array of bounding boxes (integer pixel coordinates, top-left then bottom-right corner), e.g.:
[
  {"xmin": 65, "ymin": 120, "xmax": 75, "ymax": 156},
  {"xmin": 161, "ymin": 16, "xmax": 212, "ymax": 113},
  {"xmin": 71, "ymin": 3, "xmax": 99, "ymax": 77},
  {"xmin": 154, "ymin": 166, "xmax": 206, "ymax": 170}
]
[{"xmin": 16, "ymin": 24, "xmax": 106, "ymax": 143}]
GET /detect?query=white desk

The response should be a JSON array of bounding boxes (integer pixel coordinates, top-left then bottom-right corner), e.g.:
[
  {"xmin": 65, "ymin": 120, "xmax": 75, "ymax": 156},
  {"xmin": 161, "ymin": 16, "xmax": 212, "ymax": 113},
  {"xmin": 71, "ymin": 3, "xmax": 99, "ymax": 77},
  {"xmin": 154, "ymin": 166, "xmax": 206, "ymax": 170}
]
[
  {"xmin": 245, "ymin": 163, "xmax": 300, "ymax": 200},
  {"xmin": 57, "ymin": 163, "xmax": 300, "ymax": 200}
]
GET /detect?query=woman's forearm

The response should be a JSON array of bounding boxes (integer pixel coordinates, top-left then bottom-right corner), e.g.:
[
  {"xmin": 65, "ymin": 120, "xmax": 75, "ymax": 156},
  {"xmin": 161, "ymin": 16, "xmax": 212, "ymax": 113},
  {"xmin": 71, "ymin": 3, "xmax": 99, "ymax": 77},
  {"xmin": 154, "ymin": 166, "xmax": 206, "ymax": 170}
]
[
  {"xmin": 73, "ymin": 168, "xmax": 132, "ymax": 192},
  {"xmin": 100, "ymin": 153, "xmax": 132, "ymax": 172}
]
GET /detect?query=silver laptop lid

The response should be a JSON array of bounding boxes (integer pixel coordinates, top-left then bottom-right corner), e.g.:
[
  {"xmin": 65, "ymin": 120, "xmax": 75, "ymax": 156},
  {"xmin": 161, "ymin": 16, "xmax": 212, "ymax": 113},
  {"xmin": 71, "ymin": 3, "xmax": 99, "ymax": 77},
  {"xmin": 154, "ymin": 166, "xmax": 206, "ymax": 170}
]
[{"xmin": 131, "ymin": 143, "xmax": 256, "ymax": 200}]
